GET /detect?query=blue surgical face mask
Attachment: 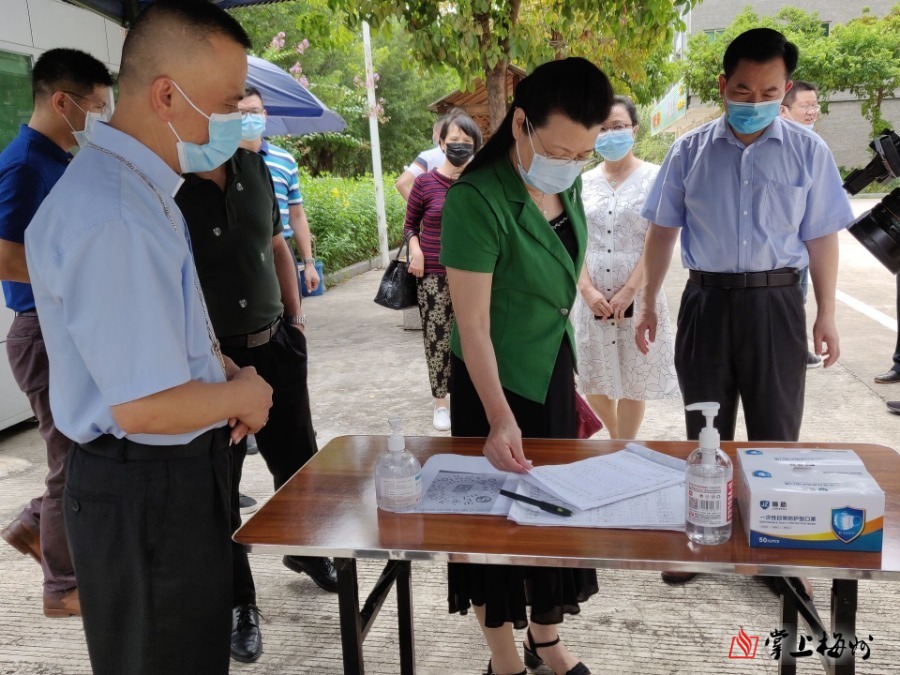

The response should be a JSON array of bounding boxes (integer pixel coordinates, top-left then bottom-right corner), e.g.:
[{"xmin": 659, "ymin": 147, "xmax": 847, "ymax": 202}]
[
  {"xmin": 241, "ymin": 113, "xmax": 267, "ymax": 141},
  {"xmin": 725, "ymin": 99, "xmax": 781, "ymax": 135},
  {"xmin": 594, "ymin": 129, "xmax": 634, "ymax": 161},
  {"xmin": 168, "ymin": 80, "xmax": 242, "ymax": 173},
  {"xmin": 516, "ymin": 116, "xmax": 588, "ymax": 195}
]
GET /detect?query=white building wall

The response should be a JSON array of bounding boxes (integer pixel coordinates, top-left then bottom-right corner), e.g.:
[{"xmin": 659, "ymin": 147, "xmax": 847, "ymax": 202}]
[{"xmin": 0, "ymin": 0, "xmax": 123, "ymax": 70}]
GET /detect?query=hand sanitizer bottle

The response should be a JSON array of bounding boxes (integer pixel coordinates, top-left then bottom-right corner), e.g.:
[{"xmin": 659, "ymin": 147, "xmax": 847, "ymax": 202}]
[
  {"xmin": 375, "ymin": 418, "xmax": 423, "ymax": 512},
  {"xmin": 684, "ymin": 402, "xmax": 733, "ymax": 545}
]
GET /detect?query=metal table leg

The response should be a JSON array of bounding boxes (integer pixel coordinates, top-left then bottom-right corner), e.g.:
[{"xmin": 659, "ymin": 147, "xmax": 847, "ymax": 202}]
[
  {"xmin": 396, "ymin": 561, "xmax": 416, "ymax": 675},
  {"xmin": 831, "ymin": 579, "xmax": 857, "ymax": 675},
  {"xmin": 778, "ymin": 580, "xmax": 799, "ymax": 675},
  {"xmin": 335, "ymin": 557, "xmax": 364, "ymax": 675},
  {"xmin": 775, "ymin": 576, "xmax": 860, "ymax": 675},
  {"xmin": 334, "ymin": 558, "xmax": 418, "ymax": 674}
]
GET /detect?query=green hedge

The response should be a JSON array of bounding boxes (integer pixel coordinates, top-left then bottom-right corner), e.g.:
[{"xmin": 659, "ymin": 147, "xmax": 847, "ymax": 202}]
[{"xmin": 302, "ymin": 175, "xmax": 407, "ymax": 273}]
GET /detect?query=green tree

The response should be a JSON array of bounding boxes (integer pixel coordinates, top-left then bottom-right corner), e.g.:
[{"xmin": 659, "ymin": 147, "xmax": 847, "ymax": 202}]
[
  {"xmin": 681, "ymin": 7, "xmax": 832, "ymax": 106},
  {"xmin": 332, "ymin": 0, "xmax": 697, "ymax": 130},
  {"xmin": 230, "ymin": 1, "xmax": 458, "ymax": 175},
  {"xmin": 680, "ymin": 5, "xmax": 900, "ymax": 136},
  {"xmin": 829, "ymin": 5, "xmax": 900, "ymax": 136}
]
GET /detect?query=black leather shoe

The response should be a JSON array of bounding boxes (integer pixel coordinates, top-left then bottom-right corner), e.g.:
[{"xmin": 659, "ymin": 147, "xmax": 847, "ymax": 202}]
[
  {"xmin": 523, "ymin": 629, "xmax": 591, "ymax": 675},
  {"xmin": 484, "ymin": 659, "xmax": 526, "ymax": 675},
  {"xmin": 283, "ymin": 555, "xmax": 338, "ymax": 593},
  {"xmin": 875, "ymin": 369, "xmax": 900, "ymax": 384},
  {"xmin": 231, "ymin": 604, "xmax": 262, "ymax": 663},
  {"xmin": 887, "ymin": 401, "xmax": 900, "ymax": 414},
  {"xmin": 661, "ymin": 571, "xmax": 697, "ymax": 584}
]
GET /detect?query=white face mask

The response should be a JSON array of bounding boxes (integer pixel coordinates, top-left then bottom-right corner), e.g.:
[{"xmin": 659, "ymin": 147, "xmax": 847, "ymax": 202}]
[{"xmin": 62, "ymin": 94, "xmax": 110, "ymax": 148}]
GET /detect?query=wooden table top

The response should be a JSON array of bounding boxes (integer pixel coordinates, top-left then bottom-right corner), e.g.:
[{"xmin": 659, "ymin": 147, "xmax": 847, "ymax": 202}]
[{"xmin": 234, "ymin": 436, "xmax": 900, "ymax": 580}]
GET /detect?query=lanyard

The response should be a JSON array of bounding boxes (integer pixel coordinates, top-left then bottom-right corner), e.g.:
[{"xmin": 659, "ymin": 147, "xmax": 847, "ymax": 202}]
[{"xmin": 86, "ymin": 142, "xmax": 228, "ymax": 378}]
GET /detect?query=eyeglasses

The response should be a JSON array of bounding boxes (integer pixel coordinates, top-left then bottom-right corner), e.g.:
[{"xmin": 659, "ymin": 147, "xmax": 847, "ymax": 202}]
[
  {"xmin": 240, "ymin": 108, "xmax": 265, "ymax": 116},
  {"xmin": 63, "ymin": 90, "xmax": 108, "ymax": 114},
  {"xmin": 525, "ymin": 117, "xmax": 593, "ymax": 166},
  {"xmin": 598, "ymin": 124, "xmax": 633, "ymax": 133},
  {"xmin": 791, "ymin": 104, "xmax": 821, "ymax": 114}
]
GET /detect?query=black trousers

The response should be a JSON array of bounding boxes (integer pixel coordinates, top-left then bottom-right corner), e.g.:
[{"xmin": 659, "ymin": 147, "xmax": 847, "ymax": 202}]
[
  {"xmin": 893, "ymin": 273, "xmax": 900, "ymax": 372},
  {"xmin": 675, "ymin": 280, "xmax": 807, "ymax": 442},
  {"xmin": 64, "ymin": 428, "xmax": 233, "ymax": 675},
  {"xmin": 223, "ymin": 321, "xmax": 317, "ymax": 607}
]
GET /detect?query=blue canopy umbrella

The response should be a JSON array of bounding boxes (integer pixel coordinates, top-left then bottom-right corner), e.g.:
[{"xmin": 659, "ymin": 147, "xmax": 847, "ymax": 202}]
[
  {"xmin": 246, "ymin": 56, "xmax": 346, "ymax": 137},
  {"xmin": 62, "ymin": 1, "xmax": 347, "ymax": 136},
  {"xmin": 63, "ymin": 0, "xmax": 287, "ymax": 26}
]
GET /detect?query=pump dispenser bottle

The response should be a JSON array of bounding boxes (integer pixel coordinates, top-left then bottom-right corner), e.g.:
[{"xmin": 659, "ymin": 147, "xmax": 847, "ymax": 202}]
[
  {"xmin": 684, "ymin": 402, "xmax": 733, "ymax": 545},
  {"xmin": 375, "ymin": 418, "xmax": 423, "ymax": 512}
]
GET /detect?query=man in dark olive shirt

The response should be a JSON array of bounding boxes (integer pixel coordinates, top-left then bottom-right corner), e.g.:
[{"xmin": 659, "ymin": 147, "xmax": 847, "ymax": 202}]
[{"xmin": 175, "ymin": 144, "xmax": 335, "ymax": 664}]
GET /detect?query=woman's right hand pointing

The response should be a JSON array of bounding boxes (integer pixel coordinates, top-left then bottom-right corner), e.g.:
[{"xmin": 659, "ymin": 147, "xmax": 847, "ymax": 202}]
[{"xmin": 483, "ymin": 414, "xmax": 532, "ymax": 473}]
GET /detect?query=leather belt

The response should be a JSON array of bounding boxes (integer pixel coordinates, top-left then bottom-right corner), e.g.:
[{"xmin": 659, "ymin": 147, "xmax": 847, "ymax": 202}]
[
  {"xmin": 80, "ymin": 427, "xmax": 230, "ymax": 462},
  {"xmin": 688, "ymin": 268, "xmax": 800, "ymax": 289},
  {"xmin": 14, "ymin": 310, "xmax": 37, "ymax": 317},
  {"xmin": 219, "ymin": 317, "xmax": 281, "ymax": 349}
]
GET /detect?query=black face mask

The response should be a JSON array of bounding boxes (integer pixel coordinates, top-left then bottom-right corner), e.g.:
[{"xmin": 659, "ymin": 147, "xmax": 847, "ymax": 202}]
[{"xmin": 444, "ymin": 142, "xmax": 475, "ymax": 167}]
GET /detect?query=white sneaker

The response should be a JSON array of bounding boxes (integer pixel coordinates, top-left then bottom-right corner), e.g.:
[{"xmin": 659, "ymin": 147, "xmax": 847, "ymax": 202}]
[{"xmin": 433, "ymin": 406, "xmax": 451, "ymax": 431}]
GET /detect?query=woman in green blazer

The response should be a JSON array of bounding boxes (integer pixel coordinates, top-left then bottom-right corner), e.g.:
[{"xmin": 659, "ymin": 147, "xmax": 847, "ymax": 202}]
[{"xmin": 440, "ymin": 58, "xmax": 613, "ymax": 675}]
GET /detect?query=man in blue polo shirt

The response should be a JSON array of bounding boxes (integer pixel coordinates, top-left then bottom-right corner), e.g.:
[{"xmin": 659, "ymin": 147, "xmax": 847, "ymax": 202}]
[
  {"xmin": 0, "ymin": 48, "xmax": 113, "ymax": 618},
  {"xmin": 238, "ymin": 86, "xmax": 320, "ymax": 292}
]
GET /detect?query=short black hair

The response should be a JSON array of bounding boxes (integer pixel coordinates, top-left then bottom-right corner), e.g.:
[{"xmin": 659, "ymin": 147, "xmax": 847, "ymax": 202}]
[
  {"xmin": 31, "ymin": 48, "xmax": 113, "ymax": 101},
  {"xmin": 243, "ymin": 85, "xmax": 264, "ymax": 105},
  {"xmin": 782, "ymin": 80, "xmax": 818, "ymax": 107},
  {"xmin": 465, "ymin": 57, "xmax": 613, "ymax": 175},
  {"xmin": 612, "ymin": 95, "xmax": 638, "ymax": 127},
  {"xmin": 120, "ymin": 0, "xmax": 251, "ymax": 87},
  {"xmin": 440, "ymin": 112, "xmax": 484, "ymax": 153},
  {"xmin": 723, "ymin": 28, "xmax": 798, "ymax": 79}
]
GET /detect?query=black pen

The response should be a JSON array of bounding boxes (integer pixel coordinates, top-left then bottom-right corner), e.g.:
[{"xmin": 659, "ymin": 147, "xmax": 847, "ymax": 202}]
[{"xmin": 500, "ymin": 489, "xmax": 573, "ymax": 517}]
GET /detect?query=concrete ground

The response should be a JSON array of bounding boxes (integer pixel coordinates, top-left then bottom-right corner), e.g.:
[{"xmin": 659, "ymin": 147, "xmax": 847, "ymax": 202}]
[{"xmin": 2, "ymin": 198, "xmax": 900, "ymax": 674}]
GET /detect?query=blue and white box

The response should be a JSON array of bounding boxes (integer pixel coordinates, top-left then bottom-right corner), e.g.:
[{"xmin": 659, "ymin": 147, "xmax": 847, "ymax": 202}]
[{"xmin": 736, "ymin": 448, "xmax": 884, "ymax": 552}]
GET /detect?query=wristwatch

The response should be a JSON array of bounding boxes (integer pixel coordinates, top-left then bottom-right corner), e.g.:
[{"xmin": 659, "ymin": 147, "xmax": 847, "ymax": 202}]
[
  {"xmin": 284, "ymin": 314, "xmax": 307, "ymax": 327},
  {"xmin": 303, "ymin": 258, "xmax": 316, "ymax": 266}
]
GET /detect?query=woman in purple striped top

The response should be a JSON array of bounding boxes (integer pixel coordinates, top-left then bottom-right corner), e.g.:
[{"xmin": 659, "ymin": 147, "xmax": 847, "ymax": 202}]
[{"xmin": 404, "ymin": 112, "xmax": 483, "ymax": 431}]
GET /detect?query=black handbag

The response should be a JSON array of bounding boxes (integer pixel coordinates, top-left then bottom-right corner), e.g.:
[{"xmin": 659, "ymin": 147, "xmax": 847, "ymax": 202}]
[{"xmin": 374, "ymin": 240, "xmax": 418, "ymax": 310}]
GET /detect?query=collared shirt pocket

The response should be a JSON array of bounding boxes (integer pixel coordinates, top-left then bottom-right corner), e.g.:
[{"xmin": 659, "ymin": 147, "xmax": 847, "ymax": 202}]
[{"xmin": 762, "ymin": 180, "xmax": 806, "ymax": 234}]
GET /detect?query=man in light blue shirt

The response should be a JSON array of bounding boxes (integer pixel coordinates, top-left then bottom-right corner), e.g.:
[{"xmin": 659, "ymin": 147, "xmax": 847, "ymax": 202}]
[
  {"xmin": 24, "ymin": 2, "xmax": 271, "ymax": 673},
  {"xmin": 636, "ymin": 28, "xmax": 853, "ymax": 446}
]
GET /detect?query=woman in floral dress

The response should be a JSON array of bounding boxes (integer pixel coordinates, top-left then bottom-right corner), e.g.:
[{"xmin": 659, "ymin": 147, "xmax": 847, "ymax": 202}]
[{"xmin": 573, "ymin": 96, "xmax": 678, "ymax": 439}]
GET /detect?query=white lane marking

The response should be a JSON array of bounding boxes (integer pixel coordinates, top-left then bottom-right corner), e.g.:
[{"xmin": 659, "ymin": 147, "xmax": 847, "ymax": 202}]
[{"xmin": 836, "ymin": 289, "xmax": 897, "ymax": 332}]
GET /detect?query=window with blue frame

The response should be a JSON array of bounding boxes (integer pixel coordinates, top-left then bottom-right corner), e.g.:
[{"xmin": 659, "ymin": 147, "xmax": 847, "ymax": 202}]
[{"xmin": 0, "ymin": 51, "xmax": 33, "ymax": 152}]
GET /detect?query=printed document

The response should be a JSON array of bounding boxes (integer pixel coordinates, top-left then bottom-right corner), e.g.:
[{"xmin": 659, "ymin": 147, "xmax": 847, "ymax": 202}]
[
  {"xmin": 522, "ymin": 443, "xmax": 686, "ymax": 511},
  {"xmin": 507, "ymin": 480, "xmax": 685, "ymax": 530},
  {"xmin": 412, "ymin": 454, "xmax": 519, "ymax": 515}
]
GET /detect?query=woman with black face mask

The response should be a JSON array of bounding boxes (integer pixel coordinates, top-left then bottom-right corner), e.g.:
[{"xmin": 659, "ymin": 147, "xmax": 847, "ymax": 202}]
[{"xmin": 404, "ymin": 112, "xmax": 483, "ymax": 431}]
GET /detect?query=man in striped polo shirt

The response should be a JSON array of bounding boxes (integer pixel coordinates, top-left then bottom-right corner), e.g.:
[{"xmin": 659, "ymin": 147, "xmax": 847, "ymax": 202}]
[{"xmin": 240, "ymin": 86, "xmax": 320, "ymax": 292}]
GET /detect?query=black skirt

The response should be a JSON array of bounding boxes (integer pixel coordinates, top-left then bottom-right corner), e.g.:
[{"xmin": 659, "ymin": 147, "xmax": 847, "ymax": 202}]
[{"xmin": 447, "ymin": 339, "xmax": 599, "ymax": 628}]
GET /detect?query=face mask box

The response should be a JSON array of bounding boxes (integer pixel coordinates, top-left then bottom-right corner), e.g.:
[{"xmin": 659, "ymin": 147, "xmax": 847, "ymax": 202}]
[{"xmin": 736, "ymin": 448, "xmax": 884, "ymax": 552}]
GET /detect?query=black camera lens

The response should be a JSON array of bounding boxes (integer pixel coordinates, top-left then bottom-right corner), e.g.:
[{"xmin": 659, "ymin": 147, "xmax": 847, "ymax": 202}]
[{"xmin": 848, "ymin": 188, "xmax": 900, "ymax": 274}]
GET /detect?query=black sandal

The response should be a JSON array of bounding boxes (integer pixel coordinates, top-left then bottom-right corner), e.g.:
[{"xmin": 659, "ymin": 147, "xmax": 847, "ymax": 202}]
[
  {"xmin": 523, "ymin": 628, "xmax": 592, "ymax": 675},
  {"xmin": 484, "ymin": 659, "xmax": 526, "ymax": 675}
]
